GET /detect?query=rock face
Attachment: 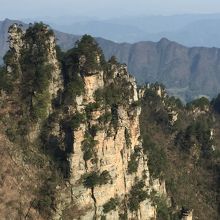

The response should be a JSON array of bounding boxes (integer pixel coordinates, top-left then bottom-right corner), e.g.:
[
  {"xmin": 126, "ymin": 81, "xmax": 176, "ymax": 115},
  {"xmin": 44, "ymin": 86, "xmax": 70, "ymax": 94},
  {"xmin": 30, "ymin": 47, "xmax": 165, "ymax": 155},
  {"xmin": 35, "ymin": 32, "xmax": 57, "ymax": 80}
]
[
  {"xmin": 83, "ymin": 71, "xmax": 104, "ymax": 103},
  {"xmin": 54, "ymin": 54, "xmax": 165, "ymax": 219},
  {"xmin": 47, "ymin": 33, "xmax": 64, "ymax": 102},
  {"xmin": 8, "ymin": 24, "xmax": 23, "ymax": 59},
  {"xmin": 6, "ymin": 24, "xmax": 24, "ymax": 78}
]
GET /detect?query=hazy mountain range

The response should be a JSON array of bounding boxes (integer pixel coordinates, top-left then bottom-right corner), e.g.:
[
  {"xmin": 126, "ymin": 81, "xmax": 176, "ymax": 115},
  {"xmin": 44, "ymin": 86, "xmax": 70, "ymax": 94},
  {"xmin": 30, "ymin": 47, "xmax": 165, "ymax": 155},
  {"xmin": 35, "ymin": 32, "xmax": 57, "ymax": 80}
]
[
  {"xmin": 43, "ymin": 13, "xmax": 220, "ymax": 47},
  {"xmin": 1, "ymin": 18, "xmax": 220, "ymax": 102}
]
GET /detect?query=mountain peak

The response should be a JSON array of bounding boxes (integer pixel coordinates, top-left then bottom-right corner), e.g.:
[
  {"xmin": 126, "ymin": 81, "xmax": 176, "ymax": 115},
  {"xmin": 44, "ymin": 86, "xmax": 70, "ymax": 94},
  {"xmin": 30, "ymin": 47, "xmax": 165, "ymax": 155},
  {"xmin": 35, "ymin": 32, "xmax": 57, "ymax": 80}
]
[{"xmin": 158, "ymin": 37, "xmax": 171, "ymax": 45}]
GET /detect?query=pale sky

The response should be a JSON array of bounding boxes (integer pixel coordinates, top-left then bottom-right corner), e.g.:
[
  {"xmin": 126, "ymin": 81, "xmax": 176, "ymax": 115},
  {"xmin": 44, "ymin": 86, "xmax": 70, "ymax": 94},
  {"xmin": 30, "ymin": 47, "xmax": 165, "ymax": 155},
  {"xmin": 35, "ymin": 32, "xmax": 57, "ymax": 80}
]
[{"xmin": 0, "ymin": 0, "xmax": 220, "ymax": 20}]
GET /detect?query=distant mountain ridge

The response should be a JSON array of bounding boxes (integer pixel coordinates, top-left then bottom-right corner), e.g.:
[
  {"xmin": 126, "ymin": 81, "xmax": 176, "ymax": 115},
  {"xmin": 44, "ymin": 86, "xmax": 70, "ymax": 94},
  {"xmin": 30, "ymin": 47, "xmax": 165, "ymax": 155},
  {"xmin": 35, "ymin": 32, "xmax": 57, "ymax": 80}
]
[
  {"xmin": 98, "ymin": 37, "xmax": 220, "ymax": 102},
  {"xmin": 47, "ymin": 13, "xmax": 220, "ymax": 47},
  {"xmin": 1, "ymin": 19, "xmax": 220, "ymax": 102}
]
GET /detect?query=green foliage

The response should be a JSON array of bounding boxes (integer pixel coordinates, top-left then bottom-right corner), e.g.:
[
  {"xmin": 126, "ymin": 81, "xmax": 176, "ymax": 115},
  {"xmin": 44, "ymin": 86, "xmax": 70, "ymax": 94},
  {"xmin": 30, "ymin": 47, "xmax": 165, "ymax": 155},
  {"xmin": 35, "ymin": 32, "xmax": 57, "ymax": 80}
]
[
  {"xmin": 82, "ymin": 171, "xmax": 100, "ymax": 188},
  {"xmin": 64, "ymin": 35, "xmax": 106, "ymax": 77},
  {"xmin": 142, "ymin": 133, "xmax": 156, "ymax": 154},
  {"xmin": 103, "ymin": 198, "xmax": 119, "ymax": 213},
  {"xmin": 142, "ymin": 84, "xmax": 171, "ymax": 132},
  {"xmin": 0, "ymin": 66, "xmax": 13, "ymax": 93},
  {"xmin": 187, "ymin": 97, "xmax": 210, "ymax": 110},
  {"xmin": 63, "ymin": 74, "xmax": 84, "ymax": 104},
  {"xmin": 150, "ymin": 192, "xmax": 171, "ymax": 220},
  {"xmin": 108, "ymin": 56, "xmax": 119, "ymax": 65},
  {"xmin": 127, "ymin": 147, "xmax": 141, "ymax": 174},
  {"xmin": 98, "ymin": 111, "xmax": 112, "ymax": 124},
  {"xmin": 68, "ymin": 111, "xmax": 86, "ymax": 130},
  {"xmin": 140, "ymin": 83, "xmax": 220, "ymax": 219},
  {"xmin": 61, "ymin": 111, "xmax": 86, "ymax": 159},
  {"xmin": 166, "ymin": 96, "xmax": 183, "ymax": 110},
  {"xmin": 125, "ymin": 128, "xmax": 131, "ymax": 148},
  {"xmin": 101, "ymin": 215, "xmax": 107, "ymax": 220},
  {"xmin": 107, "ymin": 80, "xmax": 132, "ymax": 106},
  {"xmin": 31, "ymin": 90, "xmax": 50, "ymax": 120},
  {"xmin": 82, "ymin": 170, "xmax": 111, "ymax": 188},
  {"xmin": 3, "ymin": 50, "xmax": 20, "ymax": 80},
  {"xmin": 128, "ymin": 180, "xmax": 149, "ymax": 212},
  {"xmin": 155, "ymin": 109, "xmax": 170, "ymax": 127},
  {"xmin": 25, "ymin": 22, "xmax": 53, "ymax": 42},
  {"xmin": 86, "ymin": 101, "xmax": 117, "ymax": 132},
  {"xmin": 55, "ymin": 45, "xmax": 65, "ymax": 62},
  {"xmin": 16, "ymin": 118, "xmax": 29, "ymax": 136},
  {"xmin": 76, "ymin": 35, "xmax": 106, "ymax": 73},
  {"xmin": 111, "ymin": 104, "xmax": 119, "ymax": 130},
  {"xmin": 34, "ymin": 171, "xmax": 62, "ymax": 218},
  {"xmin": 5, "ymin": 118, "xmax": 29, "ymax": 143},
  {"xmin": 142, "ymin": 134, "xmax": 167, "ymax": 178},
  {"xmin": 143, "ymin": 86, "xmax": 161, "ymax": 104},
  {"xmin": 99, "ymin": 170, "xmax": 112, "ymax": 185},
  {"xmin": 5, "ymin": 127, "xmax": 17, "ymax": 142},
  {"xmin": 144, "ymin": 83, "xmax": 165, "ymax": 100},
  {"xmin": 3, "ymin": 50, "xmax": 15, "ymax": 67},
  {"xmin": 89, "ymin": 124, "xmax": 100, "ymax": 137},
  {"xmin": 130, "ymin": 100, "xmax": 141, "ymax": 109},
  {"xmin": 81, "ymin": 131, "xmax": 98, "ymax": 161},
  {"xmin": 85, "ymin": 102, "xmax": 100, "ymax": 119},
  {"xmin": 119, "ymin": 213, "xmax": 128, "ymax": 220},
  {"xmin": 95, "ymin": 77, "xmax": 133, "ymax": 107},
  {"xmin": 18, "ymin": 23, "xmax": 55, "ymax": 121},
  {"xmin": 156, "ymin": 200, "xmax": 171, "ymax": 220},
  {"xmin": 40, "ymin": 112, "xmax": 72, "ymax": 178},
  {"xmin": 175, "ymin": 118, "xmax": 213, "ymax": 156},
  {"xmin": 127, "ymin": 158, "xmax": 138, "ymax": 174},
  {"xmin": 94, "ymin": 88, "xmax": 104, "ymax": 105}
]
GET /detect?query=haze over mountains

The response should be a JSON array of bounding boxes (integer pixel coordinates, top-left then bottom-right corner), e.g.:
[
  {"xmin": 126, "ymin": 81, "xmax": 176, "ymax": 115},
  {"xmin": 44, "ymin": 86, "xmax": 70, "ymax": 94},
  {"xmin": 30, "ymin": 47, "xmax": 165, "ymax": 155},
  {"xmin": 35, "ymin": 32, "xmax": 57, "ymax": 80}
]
[
  {"xmin": 44, "ymin": 13, "xmax": 220, "ymax": 47},
  {"xmin": 2, "ymin": 17, "xmax": 220, "ymax": 102}
]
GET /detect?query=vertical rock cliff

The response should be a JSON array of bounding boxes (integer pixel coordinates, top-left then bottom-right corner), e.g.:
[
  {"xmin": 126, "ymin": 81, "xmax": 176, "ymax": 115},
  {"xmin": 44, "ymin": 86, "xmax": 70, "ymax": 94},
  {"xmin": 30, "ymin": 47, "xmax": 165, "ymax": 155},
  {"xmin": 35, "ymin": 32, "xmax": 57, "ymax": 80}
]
[
  {"xmin": 5, "ymin": 23, "xmax": 63, "ymax": 141},
  {"xmin": 52, "ymin": 36, "xmax": 166, "ymax": 220}
]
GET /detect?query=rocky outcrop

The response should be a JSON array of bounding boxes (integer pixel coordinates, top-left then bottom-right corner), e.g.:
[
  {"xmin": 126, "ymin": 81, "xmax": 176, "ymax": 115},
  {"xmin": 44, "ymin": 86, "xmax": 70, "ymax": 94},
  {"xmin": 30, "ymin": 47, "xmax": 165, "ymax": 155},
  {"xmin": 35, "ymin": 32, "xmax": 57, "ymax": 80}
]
[
  {"xmin": 46, "ymin": 32, "xmax": 63, "ymax": 102},
  {"xmin": 54, "ymin": 55, "xmax": 165, "ymax": 220},
  {"xmin": 5, "ymin": 23, "xmax": 63, "ymax": 141},
  {"xmin": 7, "ymin": 23, "xmax": 63, "ymax": 106},
  {"xmin": 6, "ymin": 24, "xmax": 24, "ymax": 79},
  {"xmin": 83, "ymin": 71, "xmax": 104, "ymax": 103},
  {"xmin": 8, "ymin": 24, "xmax": 24, "ymax": 60}
]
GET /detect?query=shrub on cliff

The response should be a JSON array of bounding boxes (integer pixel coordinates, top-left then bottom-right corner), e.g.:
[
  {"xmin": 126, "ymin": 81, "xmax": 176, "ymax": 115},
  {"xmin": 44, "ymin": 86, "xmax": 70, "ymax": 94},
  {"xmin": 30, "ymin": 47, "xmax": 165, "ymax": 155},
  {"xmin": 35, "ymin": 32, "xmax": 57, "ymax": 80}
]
[
  {"xmin": 128, "ymin": 180, "xmax": 149, "ymax": 212},
  {"xmin": 82, "ymin": 170, "xmax": 111, "ymax": 188},
  {"xmin": 187, "ymin": 97, "xmax": 210, "ymax": 111},
  {"xmin": 63, "ymin": 34, "xmax": 106, "ymax": 77},
  {"xmin": 103, "ymin": 197, "xmax": 119, "ymax": 213},
  {"xmin": 128, "ymin": 147, "xmax": 141, "ymax": 174}
]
